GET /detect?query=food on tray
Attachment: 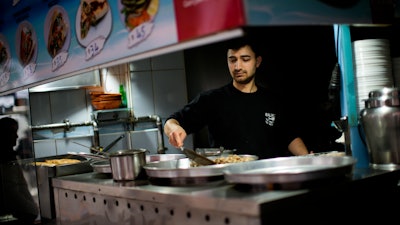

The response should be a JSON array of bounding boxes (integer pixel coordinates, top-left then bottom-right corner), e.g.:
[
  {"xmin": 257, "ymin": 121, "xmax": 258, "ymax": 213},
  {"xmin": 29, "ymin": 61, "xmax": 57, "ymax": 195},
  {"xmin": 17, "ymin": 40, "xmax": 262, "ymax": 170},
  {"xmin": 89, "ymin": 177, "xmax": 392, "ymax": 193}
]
[
  {"xmin": 120, "ymin": 0, "xmax": 152, "ymax": 30},
  {"xmin": 47, "ymin": 9, "xmax": 68, "ymax": 57},
  {"xmin": 34, "ymin": 158, "xmax": 81, "ymax": 167},
  {"xmin": 80, "ymin": 0, "xmax": 110, "ymax": 39},
  {"xmin": 191, "ymin": 154, "xmax": 255, "ymax": 167},
  {"xmin": 213, "ymin": 154, "xmax": 255, "ymax": 164},
  {"xmin": 19, "ymin": 25, "xmax": 35, "ymax": 65}
]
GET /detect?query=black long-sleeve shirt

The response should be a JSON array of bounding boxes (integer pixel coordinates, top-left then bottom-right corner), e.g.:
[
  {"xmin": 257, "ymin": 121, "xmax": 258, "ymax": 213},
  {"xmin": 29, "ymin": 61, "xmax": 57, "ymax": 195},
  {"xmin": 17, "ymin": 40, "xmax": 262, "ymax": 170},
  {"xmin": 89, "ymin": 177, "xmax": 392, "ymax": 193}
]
[{"xmin": 167, "ymin": 83, "xmax": 301, "ymax": 159}]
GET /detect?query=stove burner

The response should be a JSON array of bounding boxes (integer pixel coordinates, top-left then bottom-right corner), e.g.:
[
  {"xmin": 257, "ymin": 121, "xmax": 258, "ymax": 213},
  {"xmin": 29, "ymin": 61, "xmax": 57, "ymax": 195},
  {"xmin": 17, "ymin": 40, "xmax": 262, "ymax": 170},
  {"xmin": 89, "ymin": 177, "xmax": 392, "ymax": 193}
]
[{"xmin": 148, "ymin": 175, "xmax": 224, "ymax": 186}]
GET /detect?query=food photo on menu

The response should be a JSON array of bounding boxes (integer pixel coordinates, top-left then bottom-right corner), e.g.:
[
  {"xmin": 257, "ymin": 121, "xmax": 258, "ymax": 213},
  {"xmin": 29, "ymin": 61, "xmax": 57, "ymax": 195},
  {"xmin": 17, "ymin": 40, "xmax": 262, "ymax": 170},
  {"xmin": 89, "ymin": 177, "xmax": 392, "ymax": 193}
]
[
  {"xmin": 45, "ymin": 5, "xmax": 70, "ymax": 58},
  {"xmin": 76, "ymin": 0, "xmax": 112, "ymax": 47},
  {"xmin": 17, "ymin": 21, "xmax": 37, "ymax": 67},
  {"xmin": 0, "ymin": 40, "xmax": 9, "ymax": 72},
  {"xmin": 120, "ymin": 0, "xmax": 158, "ymax": 31},
  {"xmin": 79, "ymin": 0, "xmax": 110, "ymax": 39},
  {"xmin": 0, "ymin": 35, "xmax": 10, "ymax": 75}
]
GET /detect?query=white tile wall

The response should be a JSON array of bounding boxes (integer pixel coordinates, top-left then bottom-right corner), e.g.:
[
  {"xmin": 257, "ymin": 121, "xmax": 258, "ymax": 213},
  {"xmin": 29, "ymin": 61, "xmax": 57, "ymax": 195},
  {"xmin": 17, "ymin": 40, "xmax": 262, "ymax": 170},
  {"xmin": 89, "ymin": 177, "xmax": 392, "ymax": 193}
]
[
  {"xmin": 151, "ymin": 51, "xmax": 185, "ymax": 70},
  {"xmin": 30, "ymin": 50, "xmax": 192, "ymax": 157},
  {"xmin": 130, "ymin": 51, "xmax": 193, "ymax": 153},
  {"xmin": 152, "ymin": 69, "xmax": 187, "ymax": 117},
  {"xmin": 30, "ymin": 92, "xmax": 52, "ymax": 126},
  {"xmin": 130, "ymin": 70, "xmax": 155, "ymax": 116},
  {"xmin": 31, "ymin": 88, "xmax": 94, "ymax": 157}
]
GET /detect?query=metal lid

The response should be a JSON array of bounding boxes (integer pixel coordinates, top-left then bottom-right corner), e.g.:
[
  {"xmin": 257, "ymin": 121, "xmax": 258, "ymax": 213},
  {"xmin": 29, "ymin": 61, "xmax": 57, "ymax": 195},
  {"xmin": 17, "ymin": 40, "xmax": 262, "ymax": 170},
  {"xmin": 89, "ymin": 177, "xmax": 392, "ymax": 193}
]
[
  {"xmin": 364, "ymin": 87, "xmax": 400, "ymax": 108},
  {"xmin": 368, "ymin": 87, "xmax": 400, "ymax": 98}
]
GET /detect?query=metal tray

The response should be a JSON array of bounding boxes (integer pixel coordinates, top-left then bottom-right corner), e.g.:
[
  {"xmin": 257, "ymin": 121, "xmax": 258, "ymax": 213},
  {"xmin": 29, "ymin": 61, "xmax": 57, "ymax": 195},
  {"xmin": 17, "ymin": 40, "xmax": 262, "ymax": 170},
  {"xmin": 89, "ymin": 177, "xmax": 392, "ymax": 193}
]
[
  {"xmin": 144, "ymin": 155, "xmax": 258, "ymax": 178},
  {"xmin": 146, "ymin": 154, "xmax": 187, "ymax": 162},
  {"xmin": 144, "ymin": 158, "xmax": 227, "ymax": 178},
  {"xmin": 223, "ymin": 156, "xmax": 356, "ymax": 184},
  {"xmin": 34, "ymin": 154, "xmax": 93, "ymax": 177}
]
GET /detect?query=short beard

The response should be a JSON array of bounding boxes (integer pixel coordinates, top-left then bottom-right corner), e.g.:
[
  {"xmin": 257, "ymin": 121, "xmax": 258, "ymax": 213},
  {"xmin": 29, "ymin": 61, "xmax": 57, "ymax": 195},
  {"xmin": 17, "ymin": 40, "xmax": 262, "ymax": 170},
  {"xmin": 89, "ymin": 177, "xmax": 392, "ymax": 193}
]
[{"xmin": 234, "ymin": 73, "xmax": 255, "ymax": 84}]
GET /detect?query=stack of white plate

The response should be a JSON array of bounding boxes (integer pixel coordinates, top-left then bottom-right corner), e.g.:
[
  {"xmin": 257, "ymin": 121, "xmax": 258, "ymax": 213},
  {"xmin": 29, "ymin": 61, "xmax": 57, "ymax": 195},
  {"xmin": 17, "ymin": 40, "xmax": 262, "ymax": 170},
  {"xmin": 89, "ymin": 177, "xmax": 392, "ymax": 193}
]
[
  {"xmin": 352, "ymin": 39, "xmax": 394, "ymax": 114},
  {"xmin": 392, "ymin": 57, "xmax": 400, "ymax": 87}
]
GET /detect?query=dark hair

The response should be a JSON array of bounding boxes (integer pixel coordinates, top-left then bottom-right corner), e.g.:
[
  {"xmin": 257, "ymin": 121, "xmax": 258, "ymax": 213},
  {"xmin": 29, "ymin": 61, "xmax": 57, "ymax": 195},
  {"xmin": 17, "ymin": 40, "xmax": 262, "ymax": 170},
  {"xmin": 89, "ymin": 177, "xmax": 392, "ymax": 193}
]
[
  {"xmin": 225, "ymin": 36, "xmax": 261, "ymax": 57},
  {"xmin": 0, "ymin": 117, "xmax": 18, "ymax": 135}
]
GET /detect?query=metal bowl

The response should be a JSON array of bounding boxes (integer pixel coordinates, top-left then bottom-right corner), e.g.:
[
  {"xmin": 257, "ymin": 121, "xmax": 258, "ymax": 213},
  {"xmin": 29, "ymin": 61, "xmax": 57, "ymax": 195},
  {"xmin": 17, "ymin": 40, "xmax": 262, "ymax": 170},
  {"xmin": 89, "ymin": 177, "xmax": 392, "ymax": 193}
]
[{"xmin": 90, "ymin": 160, "xmax": 111, "ymax": 173}]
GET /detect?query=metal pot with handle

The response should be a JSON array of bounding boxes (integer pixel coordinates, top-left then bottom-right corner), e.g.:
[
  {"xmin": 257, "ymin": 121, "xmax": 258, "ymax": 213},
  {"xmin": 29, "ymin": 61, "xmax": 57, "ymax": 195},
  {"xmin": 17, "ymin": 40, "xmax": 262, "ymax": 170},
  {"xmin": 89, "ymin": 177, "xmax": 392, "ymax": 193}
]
[{"xmin": 109, "ymin": 149, "xmax": 147, "ymax": 181}]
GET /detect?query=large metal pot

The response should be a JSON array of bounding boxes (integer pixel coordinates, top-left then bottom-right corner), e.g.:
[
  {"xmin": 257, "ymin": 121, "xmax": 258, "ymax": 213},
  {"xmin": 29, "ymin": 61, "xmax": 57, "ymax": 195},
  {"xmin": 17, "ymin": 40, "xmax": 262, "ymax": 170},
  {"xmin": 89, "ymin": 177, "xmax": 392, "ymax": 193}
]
[{"xmin": 109, "ymin": 149, "xmax": 147, "ymax": 181}]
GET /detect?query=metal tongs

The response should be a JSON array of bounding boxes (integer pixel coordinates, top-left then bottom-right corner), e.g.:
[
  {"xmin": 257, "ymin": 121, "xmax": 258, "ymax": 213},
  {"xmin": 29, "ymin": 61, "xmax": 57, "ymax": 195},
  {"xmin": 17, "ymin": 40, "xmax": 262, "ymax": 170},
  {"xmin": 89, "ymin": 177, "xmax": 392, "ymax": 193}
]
[{"xmin": 178, "ymin": 146, "xmax": 215, "ymax": 166}]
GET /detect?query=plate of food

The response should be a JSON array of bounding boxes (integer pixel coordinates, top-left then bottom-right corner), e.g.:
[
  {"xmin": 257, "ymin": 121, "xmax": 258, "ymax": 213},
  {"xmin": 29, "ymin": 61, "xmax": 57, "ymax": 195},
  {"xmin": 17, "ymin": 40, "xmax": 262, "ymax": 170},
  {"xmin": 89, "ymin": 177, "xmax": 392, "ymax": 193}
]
[
  {"xmin": 118, "ymin": 0, "xmax": 159, "ymax": 31},
  {"xmin": 76, "ymin": 0, "xmax": 112, "ymax": 47},
  {"xmin": 44, "ymin": 5, "xmax": 71, "ymax": 58},
  {"xmin": 16, "ymin": 20, "xmax": 38, "ymax": 66}
]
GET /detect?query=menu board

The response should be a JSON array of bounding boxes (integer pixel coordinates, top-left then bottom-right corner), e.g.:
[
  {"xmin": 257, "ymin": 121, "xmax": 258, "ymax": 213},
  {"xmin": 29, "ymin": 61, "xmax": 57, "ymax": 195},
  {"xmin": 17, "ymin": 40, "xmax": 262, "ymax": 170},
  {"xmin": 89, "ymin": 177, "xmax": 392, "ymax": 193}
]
[
  {"xmin": 0, "ymin": 0, "xmax": 375, "ymax": 94},
  {"xmin": 0, "ymin": 0, "xmax": 179, "ymax": 94}
]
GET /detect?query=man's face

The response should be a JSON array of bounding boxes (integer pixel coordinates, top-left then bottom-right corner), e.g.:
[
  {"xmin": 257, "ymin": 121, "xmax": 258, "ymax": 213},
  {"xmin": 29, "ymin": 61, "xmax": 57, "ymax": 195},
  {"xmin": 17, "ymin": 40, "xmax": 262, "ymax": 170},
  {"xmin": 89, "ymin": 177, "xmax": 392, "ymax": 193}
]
[{"xmin": 227, "ymin": 45, "xmax": 261, "ymax": 84}]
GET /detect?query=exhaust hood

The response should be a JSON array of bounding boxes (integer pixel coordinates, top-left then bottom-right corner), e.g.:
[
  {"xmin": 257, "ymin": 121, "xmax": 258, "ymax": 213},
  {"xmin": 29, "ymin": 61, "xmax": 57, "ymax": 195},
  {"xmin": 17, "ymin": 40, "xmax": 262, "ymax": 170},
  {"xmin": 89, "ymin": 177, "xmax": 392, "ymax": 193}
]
[{"xmin": 29, "ymin": 70, "xmax": 101, "ymax": 93}]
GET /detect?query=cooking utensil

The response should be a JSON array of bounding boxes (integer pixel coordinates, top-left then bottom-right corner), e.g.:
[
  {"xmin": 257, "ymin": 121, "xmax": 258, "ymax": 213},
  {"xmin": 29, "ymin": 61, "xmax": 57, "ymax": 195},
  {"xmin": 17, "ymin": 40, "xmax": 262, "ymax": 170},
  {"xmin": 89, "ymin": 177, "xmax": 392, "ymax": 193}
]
[
  {"xmin": 146, "ymin": 154, "xmax": 186, "ymax": 163},
  {"xmin": 223, "ymin": 155, "xmax": 356, "ymax": 185},
  {"xmin": 90, "ymin": 154, "xmax": 187, "ymax": 175},
  {"xmin": 72, "ymin": 142, "xmax": 102, "ymax": 153},
  {"xmin": 102, "ymin": 134, "xmax": 125, "ymax": 153},
  {"xmin": 71, "ymin": 134, "xmax": 125, "ymax": 154},
  {"xmin": 144, "ymin": 158, "xmax": 227, "ymax": 178},
  {"xmin": 179, "ymin": 146, "xmax": 215, "ymax": 166},
  {"xmin": 67, "ymin": 151, "xmax": 108, "ymax": 161},
  {"xmin": 143, "ymin": 154, "xmax": 258, "ymax": 179},
  {"xmin": 109, "ymin": 149, "xmax": 147, "ymax": 181}
]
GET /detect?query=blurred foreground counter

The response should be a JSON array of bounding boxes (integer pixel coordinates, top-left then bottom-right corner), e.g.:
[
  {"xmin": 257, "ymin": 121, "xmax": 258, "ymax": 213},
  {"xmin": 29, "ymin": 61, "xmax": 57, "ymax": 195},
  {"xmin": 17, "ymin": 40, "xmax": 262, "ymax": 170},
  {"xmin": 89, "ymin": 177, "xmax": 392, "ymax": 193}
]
[{"xmin": 51, "ymin": 167, "xmax": 400, "ymax": 225}]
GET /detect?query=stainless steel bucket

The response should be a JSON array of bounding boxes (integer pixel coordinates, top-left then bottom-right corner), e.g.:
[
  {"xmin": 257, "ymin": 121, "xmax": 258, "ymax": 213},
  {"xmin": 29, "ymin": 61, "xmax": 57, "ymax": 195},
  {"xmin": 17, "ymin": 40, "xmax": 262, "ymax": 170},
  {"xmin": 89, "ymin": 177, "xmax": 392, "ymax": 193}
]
[
  {"xmin": 109, "ymin": 149, "xmax": 147, "ymax": 181},
  {"xmin": 360, "ymin": 87, "xmax": 400, "ymax": 169}
]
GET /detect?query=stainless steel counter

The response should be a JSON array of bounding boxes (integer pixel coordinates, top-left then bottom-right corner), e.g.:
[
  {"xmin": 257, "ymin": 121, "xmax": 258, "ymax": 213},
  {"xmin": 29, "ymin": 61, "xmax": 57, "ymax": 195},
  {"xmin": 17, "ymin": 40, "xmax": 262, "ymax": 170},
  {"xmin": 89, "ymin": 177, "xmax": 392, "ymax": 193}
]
[{"xmin": 51, "ymin": 167, "xmax": 400, "ymax": 225}]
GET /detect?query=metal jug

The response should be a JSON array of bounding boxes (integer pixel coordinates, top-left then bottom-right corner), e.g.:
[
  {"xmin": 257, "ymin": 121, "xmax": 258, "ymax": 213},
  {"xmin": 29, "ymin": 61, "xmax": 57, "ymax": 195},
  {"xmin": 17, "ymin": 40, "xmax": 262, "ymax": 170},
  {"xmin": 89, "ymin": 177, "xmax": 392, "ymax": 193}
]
[{"xmin": 359, "ymin": 87, "xmax": 400, "ymax": 169}]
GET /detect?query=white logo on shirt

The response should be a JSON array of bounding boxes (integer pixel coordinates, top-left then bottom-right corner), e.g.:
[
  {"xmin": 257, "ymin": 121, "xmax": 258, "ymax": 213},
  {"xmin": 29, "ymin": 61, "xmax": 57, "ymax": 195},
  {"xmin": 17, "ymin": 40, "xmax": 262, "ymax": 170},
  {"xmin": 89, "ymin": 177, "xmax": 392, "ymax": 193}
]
[{"xmin": 265, "ymin": 113, "xmax": 275, "ymax": 126}]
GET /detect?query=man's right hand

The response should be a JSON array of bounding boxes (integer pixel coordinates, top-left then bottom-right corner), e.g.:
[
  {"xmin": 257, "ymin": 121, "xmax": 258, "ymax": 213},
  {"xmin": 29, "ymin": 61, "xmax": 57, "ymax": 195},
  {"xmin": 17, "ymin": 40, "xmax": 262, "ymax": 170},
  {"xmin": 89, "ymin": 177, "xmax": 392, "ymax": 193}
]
[{"xmin": 164, "ymin": 119, "xmax": 187, "ymax": 148}]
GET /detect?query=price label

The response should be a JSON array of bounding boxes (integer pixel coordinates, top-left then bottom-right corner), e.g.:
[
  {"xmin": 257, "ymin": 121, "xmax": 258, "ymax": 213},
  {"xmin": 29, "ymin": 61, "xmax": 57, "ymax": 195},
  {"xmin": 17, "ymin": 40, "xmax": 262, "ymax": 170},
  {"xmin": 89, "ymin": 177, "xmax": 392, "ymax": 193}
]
[
  {"xmin": 52, "ymin": 51, "xmax": 68, "ymax": 71},
  {"xmin": 23, "ymin": 63, "xmax": 36, "ymax": 78},
  {"xmin": 128, "ymin": 22, "xmax": 154, "ymax": 48},
  {"xmin": 85, "ymin": 36, "xmax": 106, "ymax": 60}
]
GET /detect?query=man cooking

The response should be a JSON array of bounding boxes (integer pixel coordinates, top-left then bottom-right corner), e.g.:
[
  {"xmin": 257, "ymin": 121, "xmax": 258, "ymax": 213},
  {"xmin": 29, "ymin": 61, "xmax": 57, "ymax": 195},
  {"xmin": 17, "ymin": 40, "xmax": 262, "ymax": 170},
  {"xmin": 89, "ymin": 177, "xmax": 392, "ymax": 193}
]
[{"xmin": 164, "ymin": 37, "xmax": 310, "ymax": 159}]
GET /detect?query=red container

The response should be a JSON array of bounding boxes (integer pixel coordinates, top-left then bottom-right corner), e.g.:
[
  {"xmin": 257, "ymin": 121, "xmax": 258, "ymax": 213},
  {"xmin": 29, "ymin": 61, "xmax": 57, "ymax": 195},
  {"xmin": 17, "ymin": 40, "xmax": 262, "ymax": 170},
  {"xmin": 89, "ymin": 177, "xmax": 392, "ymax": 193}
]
[{"xmin": 173, "ymin": 0, "xmax": 245, "ymax": 41}]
